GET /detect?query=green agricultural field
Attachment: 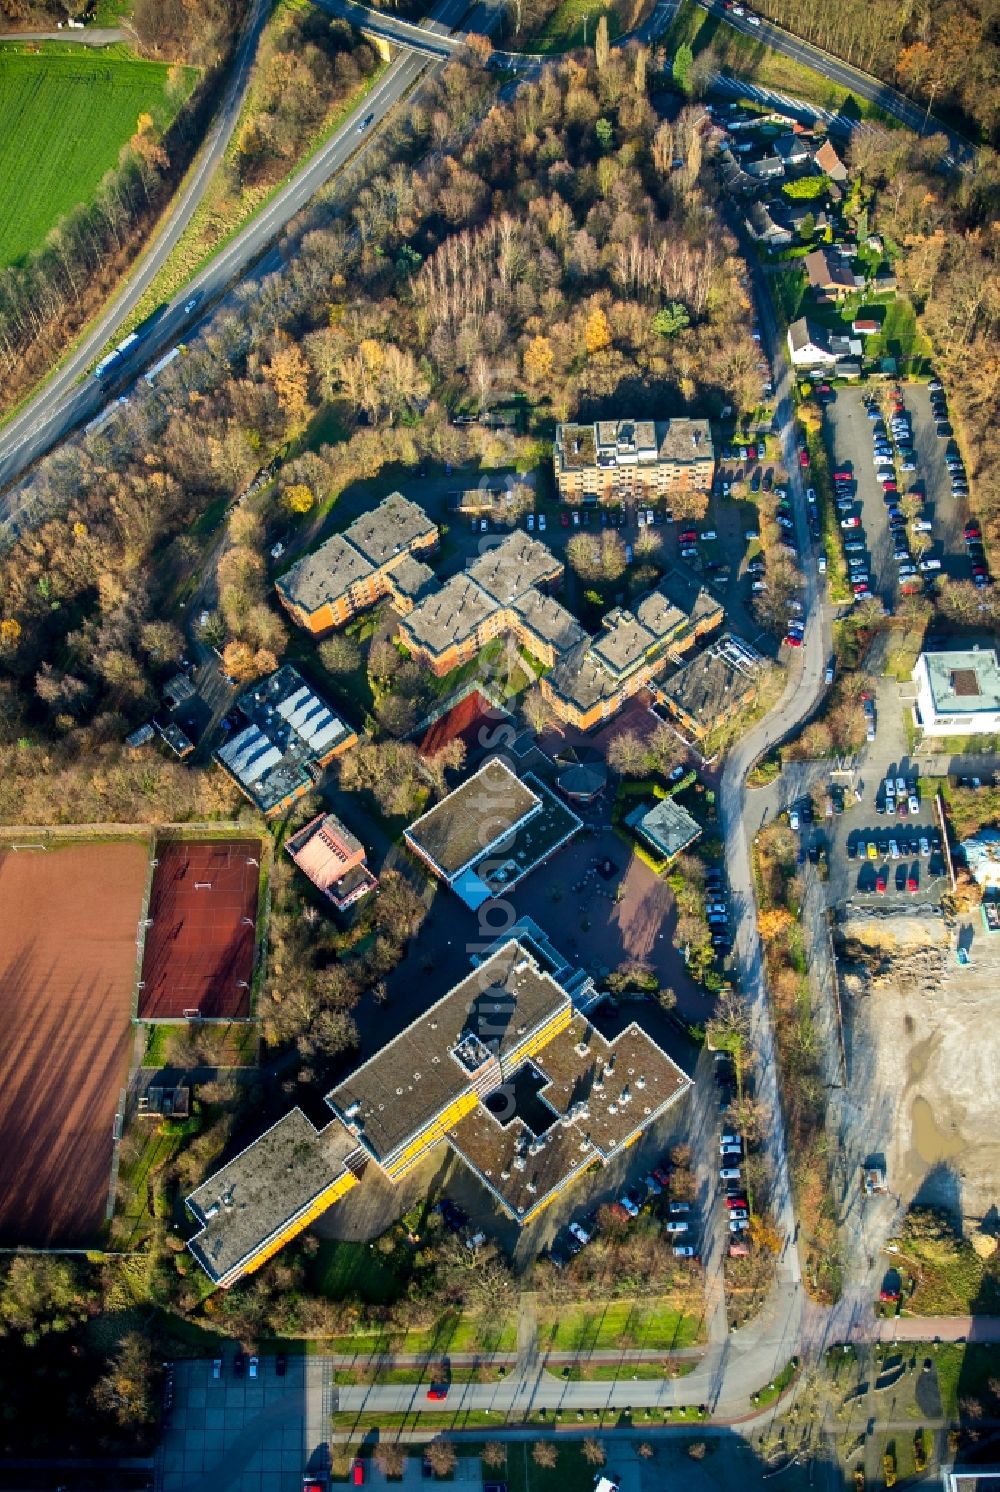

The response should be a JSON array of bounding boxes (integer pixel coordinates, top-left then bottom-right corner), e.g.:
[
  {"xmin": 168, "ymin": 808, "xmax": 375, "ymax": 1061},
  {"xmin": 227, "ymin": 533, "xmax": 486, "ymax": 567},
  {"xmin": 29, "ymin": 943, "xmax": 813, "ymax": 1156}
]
[{"xmin": 0, "ymin": 48, "xmax": 194, "ymax": 268}]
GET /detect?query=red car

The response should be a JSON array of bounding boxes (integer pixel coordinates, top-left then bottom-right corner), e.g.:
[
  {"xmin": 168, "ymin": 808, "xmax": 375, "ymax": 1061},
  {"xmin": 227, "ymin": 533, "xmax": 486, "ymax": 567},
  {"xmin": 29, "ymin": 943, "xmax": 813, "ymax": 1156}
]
[
  {"xmin": 907, "ymin": 874, "xmax": 918, "ymax": 893},
  {"xmin": 799, "ymin": 449, "xmax": 810, "ymax": 468},
  {"xmin": 973, "ymin": 563, "xmax": 988, "ymax": 577},
  {"xmin": 784, "ymin": 634, "xmax": 802, "ymax": 648},
  {"xmin": 833, "ymin": 467, "xmax": 851, "ymax": 480},
  {"xmin": 679, "ymin": 529, "xmax": 697, "ymax": 543},
  {"xmin": 880, "ymin": 1287, "xmax": 901, "ymax": 1302},
  {"xmin": 965, "ymin": 524, "xmax": 981, "ymax": 540},
  {"xmin": 652, "ymin": 1166, "xmax": 671, "ymax": 1187},
  {"xmin": 560, "ymin": 510, "xmax": 570, "ymax": 527},
  {"xmin": 427, "ymin": 1385, "xmax": 449, "ymax": 1401},
  {"xmin": 351, "ymin": 1461, "xmax": 365, "ymax": 1486},
  {"xmin": 725, "ymin": 1196, "xmax": 748, "ymax": 1210},
  {"xmin": 876, "ymin": 873, "xmax": 887, "ymax": 894}
]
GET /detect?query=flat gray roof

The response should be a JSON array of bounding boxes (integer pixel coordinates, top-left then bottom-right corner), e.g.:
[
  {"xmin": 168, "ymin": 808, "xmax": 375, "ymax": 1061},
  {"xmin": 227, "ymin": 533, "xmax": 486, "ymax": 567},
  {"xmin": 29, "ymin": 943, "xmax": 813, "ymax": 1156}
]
[
  {"xmin": 405, "ymin": 758, "xmax": 540, "ymax": 879},
  {"xmin": 446, "ymin": 1017, "xmax": 691, "ymax": 1219},
  {"xmin": 657, "ymin": 418, "xmax": 713, "ymax": 465},
  {"xmin": 593, "ymin": 612, "xmax": 658, "ymax": 679},
  {"xmin": 186, "ymin": 1108, "xmax": 356, "ymax": 1283},
  {"xmin": 513, "ymin": 589, "xmax": 587, "ymax": 652},
  {"xmin": 402, "ymin": 574, "xmax": 496, "ymax": 657},
  {"xmin": 918, "ymin": 648, "xmax": 1000, "ymax": 717},
  {"xmin": 467, "ymin": 531, "xmax": 562, "ymax": 604},
  {"xmin": 632, "ymin": 589, "xmax": 686, "ymax": 641},
  {"xmin": 659, "ymin": 647, "xmax": 756, "ymax": 727},
  {"xmin": 389, "ymin": 554, "xmax": 438, "ymax": 601},
  {"xmin": 327, "ymin": 941, "xmax": 568, "ymax": 1163},
  {"xmin": 276, "ymin": 534, "xmax": 372, "ymax": 614},
  {"xmin": 344, "ymin": 491, "xmax": 435, "ymax": 568},
  {"xmin": 546, "ymin": 640, "xmax": 620, "ymax": 713}
]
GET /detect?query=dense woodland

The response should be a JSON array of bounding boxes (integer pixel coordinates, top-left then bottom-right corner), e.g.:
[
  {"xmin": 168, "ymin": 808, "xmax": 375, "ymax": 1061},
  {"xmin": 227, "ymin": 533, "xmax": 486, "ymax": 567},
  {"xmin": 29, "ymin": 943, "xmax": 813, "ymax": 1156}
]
[{"xmin": 0, "ymin": 46, "xmax": 758, "ymax": 822}]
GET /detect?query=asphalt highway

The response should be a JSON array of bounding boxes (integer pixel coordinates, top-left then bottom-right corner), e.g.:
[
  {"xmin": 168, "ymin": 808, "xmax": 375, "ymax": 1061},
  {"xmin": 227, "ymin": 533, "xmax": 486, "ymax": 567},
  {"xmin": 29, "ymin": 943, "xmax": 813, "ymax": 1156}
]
[
  {"xmin": 0, "ymin": 0, "xmax": 502, "ymax": 526},
  {"xmin": 0, "ymin": 50, "xmax": 441, "ymax": 536},
  {"xmin": 0, "ymin": 0, "xmax": 275, "ymax": 503},
  {"xmin": 696, "ymin": 0, "xmax": 975, "ymax": 166}
]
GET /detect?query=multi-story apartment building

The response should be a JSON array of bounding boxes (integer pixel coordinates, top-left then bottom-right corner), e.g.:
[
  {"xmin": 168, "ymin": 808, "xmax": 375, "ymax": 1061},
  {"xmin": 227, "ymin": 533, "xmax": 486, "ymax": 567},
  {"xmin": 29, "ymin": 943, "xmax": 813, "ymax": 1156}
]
[
  {"xmin": 275, "ymin": 491, "xmax": 438, "ymax": 634},
  {"xmin": 540, "ymin": 579, "xmax": 724, "ymax": 731},
  {"xmin": 553, "ymin": 417, "xmax": 715, "ymax": 505},
  {"xmin": 398, "ymin": 531, "xmax": 571, "ymax": 675}
]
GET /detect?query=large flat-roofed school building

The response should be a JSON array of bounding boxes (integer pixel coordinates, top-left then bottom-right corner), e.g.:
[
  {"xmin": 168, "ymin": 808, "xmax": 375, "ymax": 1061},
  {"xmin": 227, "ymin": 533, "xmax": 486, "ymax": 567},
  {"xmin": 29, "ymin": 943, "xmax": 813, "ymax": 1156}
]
[{"xmin": 185, "ymin": 940, "xmax": 691, "ymax": 1287}]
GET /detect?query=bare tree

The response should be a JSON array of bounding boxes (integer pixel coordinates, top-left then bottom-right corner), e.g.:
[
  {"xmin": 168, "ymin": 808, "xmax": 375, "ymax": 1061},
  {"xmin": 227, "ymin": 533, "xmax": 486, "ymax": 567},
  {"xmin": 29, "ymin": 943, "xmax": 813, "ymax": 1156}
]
[
  {"xmin": 426, "ymin": 1439, "xmax": 457, "ymax": 1477},
  {"xmin": 532, "ymin": 1441, "xmax": 558, "ymax": 1468},
  {"xmin": 375, "ymin": 1444, "xmax": 406, "ymax": 1477},
  {"xmin": 582, "ymin": 1438, "xmax": 606, "ymax": 1466}
]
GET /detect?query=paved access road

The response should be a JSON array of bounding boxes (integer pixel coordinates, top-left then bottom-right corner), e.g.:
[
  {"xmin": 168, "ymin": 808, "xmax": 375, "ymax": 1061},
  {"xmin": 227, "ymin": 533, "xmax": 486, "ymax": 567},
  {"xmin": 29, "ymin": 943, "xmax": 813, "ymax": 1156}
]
[
  {"xmin": 695, "ymin": 0, "xmax": 975, "ymax": 167},
  {"xmin": 0, "ymin": 27, "xmax": 126, "ymax": 42}
]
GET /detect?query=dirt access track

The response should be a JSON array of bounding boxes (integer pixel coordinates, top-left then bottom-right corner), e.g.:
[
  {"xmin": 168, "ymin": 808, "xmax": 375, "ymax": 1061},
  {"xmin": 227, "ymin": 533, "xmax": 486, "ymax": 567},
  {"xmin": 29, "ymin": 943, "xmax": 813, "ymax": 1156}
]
[
  {"xmin": 0, "ymin": 840, "xmax": 148, "ymax": 1245},
  {"xmin": 838, "ymin": 911, "xmax": 1000, "ymax": 1229}
]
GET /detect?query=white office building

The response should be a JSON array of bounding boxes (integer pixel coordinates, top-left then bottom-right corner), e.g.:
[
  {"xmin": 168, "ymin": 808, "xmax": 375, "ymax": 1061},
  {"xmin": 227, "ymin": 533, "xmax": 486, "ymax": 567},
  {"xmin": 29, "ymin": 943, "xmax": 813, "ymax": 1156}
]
[{"xmin": 912, "ymin": 647, "xmax": 1000, "ymax": 737}]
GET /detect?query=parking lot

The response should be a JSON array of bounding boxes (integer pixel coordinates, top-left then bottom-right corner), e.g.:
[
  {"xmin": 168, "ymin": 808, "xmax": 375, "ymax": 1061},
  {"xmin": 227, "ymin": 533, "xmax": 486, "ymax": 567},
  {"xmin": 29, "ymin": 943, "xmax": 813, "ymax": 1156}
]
[
  {"xmin": 790, "ymin": 765, "xmax": 948, "ymax": 913},
  {"xmin": 159, "ymin": 1354, "xmax": 328, "ymax": 1492},
  {"xmin": 823, "ymin": 383, "xmax": 976, "ymax": 611}
]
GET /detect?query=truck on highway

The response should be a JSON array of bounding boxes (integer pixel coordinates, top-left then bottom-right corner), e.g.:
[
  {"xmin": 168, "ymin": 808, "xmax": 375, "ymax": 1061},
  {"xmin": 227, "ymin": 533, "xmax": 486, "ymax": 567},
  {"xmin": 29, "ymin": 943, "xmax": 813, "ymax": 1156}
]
[{"xmin": 93, "ymin": 331, "xmax": 139, "ymax": 379}]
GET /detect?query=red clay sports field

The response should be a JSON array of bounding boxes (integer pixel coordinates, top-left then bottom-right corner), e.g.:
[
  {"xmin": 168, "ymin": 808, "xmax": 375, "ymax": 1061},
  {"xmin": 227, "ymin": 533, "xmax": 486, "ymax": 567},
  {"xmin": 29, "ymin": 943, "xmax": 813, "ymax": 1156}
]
[
  {"xmin": 138, "ymin": 839, "xmax": 261, "ymax": 1020},
  {"xmin": 0, "ymin": 840, "xmax": 148, "ymax": 1245}
]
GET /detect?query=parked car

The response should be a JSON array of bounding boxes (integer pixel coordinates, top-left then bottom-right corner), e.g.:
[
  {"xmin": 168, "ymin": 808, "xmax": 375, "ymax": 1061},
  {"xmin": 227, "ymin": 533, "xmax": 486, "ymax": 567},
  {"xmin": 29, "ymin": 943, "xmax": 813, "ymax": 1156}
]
[
  {"xmin": 673, "ymin": 1245, "xmax": 696, "ymax": 1258},
  {"xmin": 665, "ymin": 1220, "xmax": 689, "ymax": 1235}
]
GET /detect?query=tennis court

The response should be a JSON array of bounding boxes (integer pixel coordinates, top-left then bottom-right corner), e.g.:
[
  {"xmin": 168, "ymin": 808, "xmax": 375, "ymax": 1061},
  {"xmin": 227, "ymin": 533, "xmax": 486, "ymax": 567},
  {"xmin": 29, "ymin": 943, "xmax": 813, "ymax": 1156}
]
[
  {"xmin": 138, "ymin": 839, "xmax": 261, "ymax": 1020},
  {"xmin": 0, "ymin": 839, "xmax": 148, "ymax": 1245}
]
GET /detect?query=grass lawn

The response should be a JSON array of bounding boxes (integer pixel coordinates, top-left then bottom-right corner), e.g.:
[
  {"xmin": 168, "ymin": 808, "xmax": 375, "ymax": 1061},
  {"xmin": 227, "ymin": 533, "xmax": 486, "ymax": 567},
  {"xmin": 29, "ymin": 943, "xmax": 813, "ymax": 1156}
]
[
  {"xmin": 326, "ymin": 1313, "xmax": 519, "ymax": 1358},
  {"xmin": 309, "ymin": 1239, "xmax": 404, "ymax": 1306},
  {"xmin": 141, "ymin": 1019, "xmax": 259, "ymax": 1068},
  {"xmin": 933, "ymin": 1343, "xmax": 1000, "ymax": 1419},
  {"xmin": 865, "ymin": 298, "xmax": 933, "ymax": 370},
  {"xmin": 753, "ymin": 1355, "xmax": 799, "ymax": 1406},
  {"xmin": 93, "ymin": 0, "xmax": 135, "ymax": 20},
  {"xmin": 506, "ymin": 1442, "xmax": 611, "ymax": 1492},
  {"xmin": 529, "ymin": 0, "xmax": 622, "ymax": 54},
  {"xmin": 562, "ymin": 1359, "xmax": 698, "ymax": 1381},
  {"xmin": 536, "ymin": 1299, "xmax": 705, "ymax": 1352},
  {"xmin": 0, "ymin": 47, "xmax": 195, "ymax": 268}
]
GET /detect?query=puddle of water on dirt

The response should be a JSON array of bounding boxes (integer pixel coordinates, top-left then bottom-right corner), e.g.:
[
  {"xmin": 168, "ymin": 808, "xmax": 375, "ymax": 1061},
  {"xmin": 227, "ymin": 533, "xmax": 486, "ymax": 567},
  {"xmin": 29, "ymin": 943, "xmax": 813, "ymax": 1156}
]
[
  {"xmin": 911, "ymin": 1094, "xmax": 965, "ymax": 1164},
  {"xmin": 907, "ymin": 1033, "xmax": 937, "ymax": 1085}
]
